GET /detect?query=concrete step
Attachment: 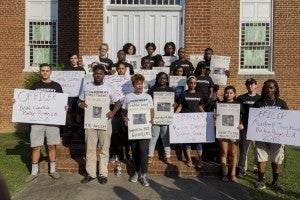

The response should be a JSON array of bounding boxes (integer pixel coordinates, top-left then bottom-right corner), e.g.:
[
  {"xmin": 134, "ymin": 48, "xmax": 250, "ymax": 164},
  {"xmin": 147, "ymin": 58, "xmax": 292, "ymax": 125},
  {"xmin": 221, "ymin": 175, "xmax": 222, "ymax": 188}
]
[{"xmin": 39, "ymin": 157, "xmax": 220, "ymax": 176}]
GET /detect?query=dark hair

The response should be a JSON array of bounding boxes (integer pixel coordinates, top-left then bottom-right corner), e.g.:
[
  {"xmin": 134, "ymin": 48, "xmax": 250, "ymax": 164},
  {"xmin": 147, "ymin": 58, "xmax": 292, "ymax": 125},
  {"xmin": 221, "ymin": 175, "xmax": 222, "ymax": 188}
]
[
  {"xmin": 223, "ymin": 85, "xmax": 237, "ymax": 102},
  {"xmin": 117, "ymin": 49, "xmax": 125, "ymax": 54},
  {"xmin": 115, "ymin": 62, "xmax": 126, "ymax": 69},
  {"xmin": 154, "ymin": 72, "xmax": 169, "ymax": 87},
  {"xmin": 122, "ymin": 43, "xmax": 136, "ymax": 55},
  {"xmin": 204, "ymin": 48, "xmax": 213, "ymax": 54},
  {"xmin": 68, "ymin": 52, "xmax": 78, "ymax": 59},
  {"xmin": 261, "ymin": 79, "xmax": 280, "ymax": 99},
  {"xmin": 174, "ymin": 65, "xmax": 186, "ymax": 76},
  {"xmin": 194, "ymin": 61, "xmax": 206, "ymax": 76},
  {"xmin": 164, "ymin": 42, "xmax": 176, "ymax": 55},
  {"xmin": 145, "ymin": 42, "xmax": 156, "ymax": 51},
  {"xmin": 39, "ymin": 63, "xmax": 52, "ymax": 70},
  {"xmin": 93, "ymin": 64, "xmax": 106, "ymax": 73},
  {"xmin": 141, "ymin": 56, "xmax": 151, "ymax": 64}
]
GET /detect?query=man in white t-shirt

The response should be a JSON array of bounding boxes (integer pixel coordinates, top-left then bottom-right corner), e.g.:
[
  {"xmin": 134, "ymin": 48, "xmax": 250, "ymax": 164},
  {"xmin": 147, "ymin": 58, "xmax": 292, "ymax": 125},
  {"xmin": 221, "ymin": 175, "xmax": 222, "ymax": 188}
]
[{"xmin": 78, "ymin": 65, "xmax": 121, "ymax": 184}]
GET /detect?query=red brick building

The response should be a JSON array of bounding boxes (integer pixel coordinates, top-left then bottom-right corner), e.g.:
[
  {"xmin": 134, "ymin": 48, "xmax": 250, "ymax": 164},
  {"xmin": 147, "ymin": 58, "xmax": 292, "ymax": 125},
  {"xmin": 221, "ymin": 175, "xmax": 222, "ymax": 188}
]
[{"xmin": 1, "ymin": 0, "xmax": 299, "ymax": 133}]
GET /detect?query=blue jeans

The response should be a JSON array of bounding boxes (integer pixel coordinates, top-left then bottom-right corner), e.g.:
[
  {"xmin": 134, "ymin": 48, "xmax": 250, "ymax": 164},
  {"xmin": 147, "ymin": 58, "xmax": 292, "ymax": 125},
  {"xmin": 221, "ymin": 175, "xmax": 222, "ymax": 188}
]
[
  {"xmin": 185, "ymin": 143, "xmax": 203, "ymax": 152},
  {"xmin": 148, "ymin": 125, "xmax": 171, "ymax": 158}
]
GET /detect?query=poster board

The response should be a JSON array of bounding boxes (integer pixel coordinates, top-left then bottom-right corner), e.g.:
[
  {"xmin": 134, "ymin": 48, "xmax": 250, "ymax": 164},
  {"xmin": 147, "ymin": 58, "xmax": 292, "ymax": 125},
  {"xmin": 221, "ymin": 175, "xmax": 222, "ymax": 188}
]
[
  {"xmin": 153, "ymin": 92, "xmax": 175, "ymax": 125},
  {"xmin": 189, "ymin": 54, "xmax": 204, "ymax": 69},
  {"xmin": 84, "ymin": 91, "xmax": 110, "ymax": 130},
  {"xmin": 50, "ymin": 71, "xmax": 85, "ymax": 97},
  {"xmin": 210, "ymin": 55, "xmax": 230, "ymax": 85},
  {"xmin": 82, "ymin": 55, "xmax": 100, "ymax": 74},
  {"xmin": 216, "ymin": 103, "xmax": 240, "ymax": 139},
  {"xmin": 12, "ymin": 89, "xmax": 68, "ymax": 125},
  {"xmin": 126, "ymin": 55, "xmax": 141, "ymax": 73},
  {"xmin": 169, "ymin": 112, "xmax": 215, "ymax": 143},
  {"xmin": 162, "ymin": 56, "xmax": 177, "ymax": 67},
  {"xmin": 169, "ymin": 76, "xmax": 187, "ymax": 99},
  {"xmin": 127, "ymin": 102, "xmax": 152, "ymax": 140},
  {"xmin": 247, "ymin": 108, "xmax": 300, "ymax": 146}
]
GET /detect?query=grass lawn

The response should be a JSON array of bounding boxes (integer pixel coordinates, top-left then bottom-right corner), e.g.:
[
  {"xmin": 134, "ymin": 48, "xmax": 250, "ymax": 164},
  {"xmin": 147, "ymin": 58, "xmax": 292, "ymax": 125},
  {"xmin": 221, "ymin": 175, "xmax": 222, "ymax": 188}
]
[
  {"xmin": 0, "ymin": 132, "xmax": 299, "ymax": 199},
  {"xmin": 0, "ymin": 132, "xmax": 48, "ymax": 197},
  {"xmin": 238, "ymin": 145, "xmax": 300, "ymax": 200}
]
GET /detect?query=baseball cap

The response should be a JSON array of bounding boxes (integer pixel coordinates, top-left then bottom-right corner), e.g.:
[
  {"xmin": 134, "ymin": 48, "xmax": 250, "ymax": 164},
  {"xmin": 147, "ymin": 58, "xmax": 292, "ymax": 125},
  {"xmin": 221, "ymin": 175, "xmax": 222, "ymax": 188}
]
[{"xmin": 245, "ymin": 78, "xmax": 257, "ymax": 85}]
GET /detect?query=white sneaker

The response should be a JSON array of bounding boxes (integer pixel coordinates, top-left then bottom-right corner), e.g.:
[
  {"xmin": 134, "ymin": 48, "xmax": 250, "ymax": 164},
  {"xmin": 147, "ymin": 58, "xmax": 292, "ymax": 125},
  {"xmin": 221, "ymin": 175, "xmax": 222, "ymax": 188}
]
[
  {"xmin": 140, "ymin": 174, "xmax": 150, "ymax": 187},
  {"xmin": 130, "ymin": 171, "xmax": 140, "ymax": 183}
]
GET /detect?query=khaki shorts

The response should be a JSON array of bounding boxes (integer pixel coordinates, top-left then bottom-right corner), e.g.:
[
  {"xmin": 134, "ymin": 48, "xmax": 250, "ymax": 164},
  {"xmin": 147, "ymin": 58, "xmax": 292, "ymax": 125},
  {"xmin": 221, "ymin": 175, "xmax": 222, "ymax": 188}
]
[
  {"xmin": 255, "ymin": 141, "xmax": 284, "ymax": 164},
  {"xmin": 30, "ymin": 125, "xmax": 60, "ymax": 147}
]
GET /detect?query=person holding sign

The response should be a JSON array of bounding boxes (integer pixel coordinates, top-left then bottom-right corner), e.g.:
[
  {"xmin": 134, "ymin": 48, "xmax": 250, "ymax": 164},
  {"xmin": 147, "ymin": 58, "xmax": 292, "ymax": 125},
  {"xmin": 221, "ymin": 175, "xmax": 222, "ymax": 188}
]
[
  {"xmin": 175, "ymin": 76, "xmax": 205, "ymax": 168},
  {"xmin": 114, "ymin": 50, "xmax": 134, "ymax": 75},
  {"xmin": 253, "ymin": 79, "xmax": 288, "ymax": 191},
  {"xmin": 237, "ymin": 78, "xmax": 261, "ymax": 177},
  {"xmin": 121, "ymin": 74, "xmax": 154, "ymax": 187},
  {"xmin": 62, "ymin": 52, "xmax": 86, "ymax": 145},
  {"xmin": 78, "ymin": 65, "xmax": 121, "ymax": 185},
  {"xmin": 218, "ymin": 86, "xmax": 244, "ymax": 183},
  {"xmin": 141, "ymin": 42, "xmax": 163, "ymax": 68},
  {"xmin": 24, "ymin": 63, "xmax": 67, "ymax": 182},
  {"xmin": 148, "ymin": 72, "xmax": 175, "ymax": 165},
  {"xmin": 170, "ymin": 48, "xmax": 194, "ymax": 76}
]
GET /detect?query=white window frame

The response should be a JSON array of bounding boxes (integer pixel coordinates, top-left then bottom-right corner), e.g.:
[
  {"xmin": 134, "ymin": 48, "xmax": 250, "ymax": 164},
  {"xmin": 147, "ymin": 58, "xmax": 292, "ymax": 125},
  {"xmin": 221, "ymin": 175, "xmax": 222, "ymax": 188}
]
[
  {"xmin": 24, "ymin": 0, "xmax": 58, "ymax": 72},
  {"xmin": 239, "ymin": 0, "xmax": 274, "ymax": 75}
]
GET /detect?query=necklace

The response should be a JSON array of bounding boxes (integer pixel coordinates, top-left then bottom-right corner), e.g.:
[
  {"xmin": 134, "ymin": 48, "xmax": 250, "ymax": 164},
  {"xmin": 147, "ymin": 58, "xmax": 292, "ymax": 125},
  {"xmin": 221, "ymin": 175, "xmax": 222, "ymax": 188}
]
[{"xmin": 264, "ymin": 99, "xmax": 276, "ymax": 106}]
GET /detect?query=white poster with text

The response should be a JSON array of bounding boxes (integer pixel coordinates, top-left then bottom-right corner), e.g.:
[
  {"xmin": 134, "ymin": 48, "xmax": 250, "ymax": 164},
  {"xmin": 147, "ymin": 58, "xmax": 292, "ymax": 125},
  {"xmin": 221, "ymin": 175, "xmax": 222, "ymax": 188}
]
[
  {"xmin": 82, "ymin": 55, "xmax": 100, "ymax": 74},
  {"xmin": 153, "ymin": 92, "xmax": 174, "ymax": 125},
  {"xmin": 12, "ymin": 89, "xmax": 68, "ymax": 125},
  {"xmin": 128, "ymin": 102, "xmax": 152, "ymax": 140},
  {"xmin": 84, "ymin": 91, "xmax": 110, "ymax": 130},
  {"xmin": 169, "ymin": 112, "xmax": 215, "ymax": 143},
  {"xmin": 210, "ymin": 55, "xmax": 230, "ymax": 85},
  {"xmin": 216, "ymin": 103, "xmax": 240, "ymax": 139},
  {"xmin": 247, "ymin": 108, "xmax": 300, "ymax": 146}
]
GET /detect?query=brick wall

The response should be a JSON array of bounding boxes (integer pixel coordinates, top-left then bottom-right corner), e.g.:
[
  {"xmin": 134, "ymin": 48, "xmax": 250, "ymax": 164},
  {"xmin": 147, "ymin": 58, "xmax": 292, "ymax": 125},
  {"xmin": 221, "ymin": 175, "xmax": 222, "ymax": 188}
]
[
  {"xmin": 0, "ymin": 1, "xmax": 299, "ymax": 132},
  {"xmin": 0, "ymin": 1, "xmax": 25, "ymax": 133},
  {"xmin": 186, "ymin": 0, "xmax": 300, "ymax": 109}
]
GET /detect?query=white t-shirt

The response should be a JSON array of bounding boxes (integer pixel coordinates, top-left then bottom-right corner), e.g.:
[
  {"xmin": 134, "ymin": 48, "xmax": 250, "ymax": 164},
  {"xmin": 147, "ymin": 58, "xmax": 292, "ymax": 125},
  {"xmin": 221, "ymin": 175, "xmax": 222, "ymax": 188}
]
[
  {"xmin": 122, "ymin": 92, "xmax": 154, "ymax": 110},
  {"xmin": 79, "ymin": 81, "xmax": 119, "ymax": 104}
]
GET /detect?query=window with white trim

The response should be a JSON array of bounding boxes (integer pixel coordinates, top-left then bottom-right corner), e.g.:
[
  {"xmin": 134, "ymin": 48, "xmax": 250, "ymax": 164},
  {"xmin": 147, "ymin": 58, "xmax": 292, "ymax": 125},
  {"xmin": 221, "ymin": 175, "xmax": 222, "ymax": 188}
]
[
  {"xmin": 110, "ymin": 0, "xmax": 181, "ymax": 5},
  {"xmin": 25, "ymin": 0, "xmax": 58, "ymax": 71},
  {"xmin": 239, "ymin": 0, "xmax": 273, "ymax": 74}
]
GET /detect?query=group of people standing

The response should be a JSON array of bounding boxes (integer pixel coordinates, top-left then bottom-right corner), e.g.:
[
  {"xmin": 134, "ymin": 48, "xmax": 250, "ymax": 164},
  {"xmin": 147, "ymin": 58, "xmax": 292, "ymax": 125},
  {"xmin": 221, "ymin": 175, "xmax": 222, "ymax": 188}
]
[{"xmin": 23, "ymin": 41, "xmax": 288, "ymax": 192}]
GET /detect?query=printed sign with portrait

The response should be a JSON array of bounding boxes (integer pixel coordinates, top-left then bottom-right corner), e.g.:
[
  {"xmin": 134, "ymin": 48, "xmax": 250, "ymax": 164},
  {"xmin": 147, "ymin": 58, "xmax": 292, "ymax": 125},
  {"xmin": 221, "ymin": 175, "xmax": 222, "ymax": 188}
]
[{"xmin": 153, "ymin": 92, "xmax": 175, "ymax": 125}]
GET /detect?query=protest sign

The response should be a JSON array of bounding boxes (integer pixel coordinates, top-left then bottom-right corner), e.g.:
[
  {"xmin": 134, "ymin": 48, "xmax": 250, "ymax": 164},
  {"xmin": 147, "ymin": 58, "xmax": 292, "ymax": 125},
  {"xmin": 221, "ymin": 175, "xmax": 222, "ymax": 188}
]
[
  {"xmin": 189, "ymin": 54, "xmax": 204, "ymax": 69},
  {"xmin": 50, "ymin": 71, "xmax": 85, "ymax": 97},
  {"xmin": 128, "ymin": 102, "xmax": 152, "ymax": 140},
  {"xmin": 169, "ymin": 112, "xmax": 215, "ymax": 143},
  {"xmin": 169, "ymin": 76, "xmax": 187, "ymax": 99},
  {"xmin": 247, "ymin": 108, "xmax": 300, "ymax": 146},
  {"xmin": 12, "ymin": 88, "xmax": 68, "ymax": 125},
  {"xmin": 84, "ymin": 91, "xmax": 110, "ymax": 130},
  {"xmin": 153, "ymin": 92, "xmax": 174, "ymax": 125},
  {"xmin": 126, "ymin": 55, "xmax": 141, "ymax": 73},
  {"xmin": 216, "ymin": 103, "xmax": 240, "ymax": 139},
  {"xmin": 82, "ymin": 55, "xmax": 100, "ymax": 74},
  {"xmin": 210, "ymin": 55, "xmax": 230, "ymax": 85},
  {"xmin": 162, "ymin": 56, "xmax": 177, "ymax": 67}
]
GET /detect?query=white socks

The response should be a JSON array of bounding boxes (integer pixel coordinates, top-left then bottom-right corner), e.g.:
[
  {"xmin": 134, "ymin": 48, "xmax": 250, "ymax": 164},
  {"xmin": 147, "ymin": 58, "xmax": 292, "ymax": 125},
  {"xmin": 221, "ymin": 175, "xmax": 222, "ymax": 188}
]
[
  {"xmin": 50, "ymin": 162, "xmax": 56, "ymax": 173},
  {"xmin": 31, "ymin": 163, "xmax": 39, "ymax": 175}
]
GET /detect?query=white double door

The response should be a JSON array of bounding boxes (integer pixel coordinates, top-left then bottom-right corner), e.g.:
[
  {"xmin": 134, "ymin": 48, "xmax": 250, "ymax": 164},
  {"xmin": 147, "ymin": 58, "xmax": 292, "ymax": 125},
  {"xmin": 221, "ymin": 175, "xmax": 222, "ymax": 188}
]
[{"xmin": 104, "ymin": 9, "xmax": 184, "ymax": 62}]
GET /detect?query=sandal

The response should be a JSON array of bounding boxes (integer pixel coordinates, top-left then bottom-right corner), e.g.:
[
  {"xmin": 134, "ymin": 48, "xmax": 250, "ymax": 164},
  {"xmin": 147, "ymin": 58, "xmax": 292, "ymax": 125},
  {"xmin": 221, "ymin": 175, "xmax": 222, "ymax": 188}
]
[
  {"xmin": 196, "ymin": 162, "xmax": 203, "ymax": 169},
  {"xmin": 148, "ymin": 157, "xmax": 153, "ymax": 164},
  {"xmin": 186, "ymin": 160, "xmax": 193, "ymax": 167},
  {"xmin": 231, "ymin": 175, "xmax": 238, "ymax": 183},
  {"xmin": 221, "ymin": 176, "xmax": 229, "ymax": 182}
]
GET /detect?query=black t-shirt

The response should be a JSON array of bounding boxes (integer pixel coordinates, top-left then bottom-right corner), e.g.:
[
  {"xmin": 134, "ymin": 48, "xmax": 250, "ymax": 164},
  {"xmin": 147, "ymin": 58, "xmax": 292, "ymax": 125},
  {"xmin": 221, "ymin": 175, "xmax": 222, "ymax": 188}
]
[
  {"xmin": 195, "ymin": 75, "xmax": 214, "ymax": 98},
  {"xmin": 237, "ymin": 93, "xmax": 261, "ymax": 129},
  {"xmin": 114, "ymin": 61, "xmax": 134, "ymax": 75},
  {"xmin": 148, "ymin": 85, "xmax": 175, "ymax": 98},
  {"xmin": 142, "ymin": 54, "xmax": 163, "ymax": 67},
  {"xmin": 253, "ymin": 98, "xmax": 288, "ymax": 110},
  {"xmin": 31, "ymin": 81, "xmax": 63, "ymax": 93},
  {"xmin": 99, "ymin": 57, "xmax": 114, "ymax": 73},
  {"xmin": 178, "ymin": 90, "xmax": 203, "ymax": 113},
  {"xmin": 170, "ymin": 59, "xmax": 195, "ymax": 76}
]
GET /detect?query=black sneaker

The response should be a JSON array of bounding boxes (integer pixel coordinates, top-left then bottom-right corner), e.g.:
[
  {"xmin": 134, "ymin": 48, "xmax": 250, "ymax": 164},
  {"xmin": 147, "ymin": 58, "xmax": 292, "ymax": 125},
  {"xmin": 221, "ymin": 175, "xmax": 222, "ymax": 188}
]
[
  {"xmin": 271, "ymin": 181, "xmax": 283, "ymax": 191},
  {"xmin": 99, "ymin": 176, "xmax": 108, "ymax": 184},
  {"xmin": 255, "ymin": 181, "xmax": 266, "ymax": 190},
  {"xmin": 81, "ymin": 175, "xmax": 96, "ymax": 184}
]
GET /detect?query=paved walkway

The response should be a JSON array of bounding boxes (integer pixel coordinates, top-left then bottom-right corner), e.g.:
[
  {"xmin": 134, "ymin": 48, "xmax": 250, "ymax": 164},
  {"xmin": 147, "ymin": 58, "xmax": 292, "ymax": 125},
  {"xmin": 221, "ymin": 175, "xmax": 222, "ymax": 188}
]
[{"xmin": 13, "ymin": 173, "xmax": 251, "ymax": 200}]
